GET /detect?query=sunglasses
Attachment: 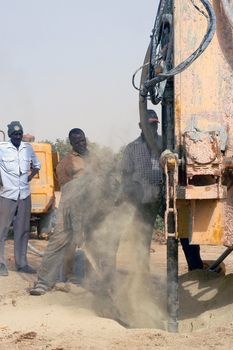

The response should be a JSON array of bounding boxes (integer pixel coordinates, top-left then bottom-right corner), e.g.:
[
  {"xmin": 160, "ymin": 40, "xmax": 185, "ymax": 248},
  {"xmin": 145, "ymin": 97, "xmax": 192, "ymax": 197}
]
[{"xmin": 12, "ymin": 131, "xmax": 23, "ymax": 136}]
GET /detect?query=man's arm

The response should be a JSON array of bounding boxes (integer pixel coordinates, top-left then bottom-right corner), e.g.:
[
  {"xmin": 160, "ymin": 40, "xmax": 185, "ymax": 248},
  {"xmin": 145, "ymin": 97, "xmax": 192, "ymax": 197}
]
[
  {"xmin": 121, "ymin": 145, "xmax": 135, "ymax": 190},
  {"xmin": 0, "ymin": 150, "xmax": 3, "ymax": 186},
  {"xmin": 0, "ymin": 169, "xmax": 2, "ymax": 187},
  {"xmin": 115, "ymin": 145, "xmax": 135, "ymax": 205},
  {"xmin": 28, "ymin": 168, "xmax": 39, "ymax": 182},
  {"xmin": 28, "ymin": 146, "xmax": 41, "ymax": 182},
  {"xmin": 56, "ymin": 159, "xmax": 70, "ymax": 186}
]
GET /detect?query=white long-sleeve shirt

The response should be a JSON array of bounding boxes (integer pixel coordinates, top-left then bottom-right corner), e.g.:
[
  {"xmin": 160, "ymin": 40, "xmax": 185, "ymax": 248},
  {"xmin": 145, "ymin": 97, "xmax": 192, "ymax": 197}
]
[{"xmin": 0, "ymin": 141, "xmax": 41, "ymax": 200}]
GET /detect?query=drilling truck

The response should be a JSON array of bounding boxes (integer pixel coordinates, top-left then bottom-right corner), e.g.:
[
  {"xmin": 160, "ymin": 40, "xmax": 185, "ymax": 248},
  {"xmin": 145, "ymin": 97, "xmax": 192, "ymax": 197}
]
[{"xmin": 135, "ymin": 0, "xmax": 233, "ymax": 332}]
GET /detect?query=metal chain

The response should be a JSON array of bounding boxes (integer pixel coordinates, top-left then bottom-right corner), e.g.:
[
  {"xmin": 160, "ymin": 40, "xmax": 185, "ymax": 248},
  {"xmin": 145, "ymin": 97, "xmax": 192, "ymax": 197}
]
[{"xmin": 164, "ymin": 159, "xmax": 178, "ymax": 239}]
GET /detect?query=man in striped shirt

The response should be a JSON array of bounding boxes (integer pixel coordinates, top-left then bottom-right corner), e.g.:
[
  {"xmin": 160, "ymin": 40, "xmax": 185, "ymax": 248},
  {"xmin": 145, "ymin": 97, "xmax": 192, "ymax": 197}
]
[
  {"xmin": 120, "ymin": 110, "xmax": 163, "ymax": 273},
  {"xmin": 121, "ymin": 110, "xmax": 203, "ymax": 272}
]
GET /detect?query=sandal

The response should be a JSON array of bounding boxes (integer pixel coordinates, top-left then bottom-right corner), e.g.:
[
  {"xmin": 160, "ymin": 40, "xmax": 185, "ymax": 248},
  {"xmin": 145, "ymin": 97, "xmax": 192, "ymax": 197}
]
[{"xmin": 29, "ymin": 285, "xmax": 48, "ymax": 296}]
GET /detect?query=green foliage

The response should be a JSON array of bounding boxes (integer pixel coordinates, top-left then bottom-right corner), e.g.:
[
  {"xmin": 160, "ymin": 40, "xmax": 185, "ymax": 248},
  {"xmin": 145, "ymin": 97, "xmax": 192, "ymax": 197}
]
[
  {"xmin": 39, "ymin": 138, "xmax": 71, "ymax": 159},
  {"xmin": 155, "ymin": 215, "xmax": 164, "ymax": 231},
  {"xmin": 39, "ymin": 138, "xmax": 122, "ymax": 181},
  {"xmin": 53, "ymin": 138, "xmax": 71, "ymax": 159}
]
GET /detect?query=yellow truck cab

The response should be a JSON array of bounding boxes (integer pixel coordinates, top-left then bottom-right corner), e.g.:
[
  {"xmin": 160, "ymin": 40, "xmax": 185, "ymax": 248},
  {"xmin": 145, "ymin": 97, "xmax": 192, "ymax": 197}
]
[
  {"xmin": 31, "ymin": 142, "xmax": 55, "ymax": 214},
  {"xmin": 30, "ymin": 141, "xmax": 60, "ymax": 236}
]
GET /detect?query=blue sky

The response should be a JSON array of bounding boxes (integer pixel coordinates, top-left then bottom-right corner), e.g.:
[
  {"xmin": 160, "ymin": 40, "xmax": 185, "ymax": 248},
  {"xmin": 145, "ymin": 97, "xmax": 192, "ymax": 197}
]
[{"xmin": 0, "ymin": 0, "xmax": 159, "ymax": 149}]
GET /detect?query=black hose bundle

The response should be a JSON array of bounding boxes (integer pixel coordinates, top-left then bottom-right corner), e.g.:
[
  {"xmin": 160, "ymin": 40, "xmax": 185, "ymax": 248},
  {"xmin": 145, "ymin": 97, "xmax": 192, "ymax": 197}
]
[
  {"xmin": 133, "ymin": 0, "xmax": 216, "ymax": 94},
  {"xmin": 134, "ymin": 0, "xmax": 217, "ymax": 155},
  {"xmin": 145, "ymin": 0, "xmax": 216, "ymax": 89}
]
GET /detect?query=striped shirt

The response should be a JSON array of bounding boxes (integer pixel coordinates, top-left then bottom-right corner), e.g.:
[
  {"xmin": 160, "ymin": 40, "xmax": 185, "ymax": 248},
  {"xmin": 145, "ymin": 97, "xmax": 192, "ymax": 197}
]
[{"xmin": 121, "ymin": 136, "xmax": 163, "ymax": 203}]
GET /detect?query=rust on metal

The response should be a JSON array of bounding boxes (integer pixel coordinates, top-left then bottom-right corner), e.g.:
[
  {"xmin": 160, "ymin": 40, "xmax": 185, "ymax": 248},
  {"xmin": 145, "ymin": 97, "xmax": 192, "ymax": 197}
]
[
  {"xmin": 174, "ymin": 0, "xmax": 233, "ymax": 245},
  {"xmin": 174, "ymin": 1, "xmax": 233, "ymax": 149},
  {"xmin": 177, "ymin": 200, "xmax": 190, "ymax": 239},
  {"xmin": 190, "ymin": 199, "xmax": 224, "ymax": 245},
  {"xmin": 177, "ymin": 184, "xmax": 226, "ymax": 200}
]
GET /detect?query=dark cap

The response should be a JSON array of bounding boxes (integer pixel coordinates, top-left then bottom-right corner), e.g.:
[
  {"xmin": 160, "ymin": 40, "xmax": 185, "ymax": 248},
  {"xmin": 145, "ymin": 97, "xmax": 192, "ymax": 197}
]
[
  {"xmin": 146, "ymin": 109, "xmax": 159, "ymax": 123},
  {"xmin": 68, "ymin": 128, "xmax": 85, "ymax": 139},
  {"xmin": 7, "ymin": 121, "xmax": 23, "ymax": 137}
]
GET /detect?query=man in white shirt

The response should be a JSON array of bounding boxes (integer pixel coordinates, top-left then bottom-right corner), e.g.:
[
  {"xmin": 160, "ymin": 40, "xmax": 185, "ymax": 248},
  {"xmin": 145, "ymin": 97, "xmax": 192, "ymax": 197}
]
[{"xmin": 0, "ymin": 121, "xmax": 41, "ymax": 276}]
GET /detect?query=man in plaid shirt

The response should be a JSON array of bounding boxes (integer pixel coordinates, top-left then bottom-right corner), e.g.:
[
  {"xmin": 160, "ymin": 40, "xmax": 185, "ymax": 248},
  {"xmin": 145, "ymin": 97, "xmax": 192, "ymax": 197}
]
[
  {"xmin": 121, "ymin": 110, "xmax": 203, "ymax": 272},
  {"xmin": 121, "ymin": 124, "xmax": 163, "ymax": 205},
  {"xmin": 121, "ymin": 110, "xmax": 163, "ymax": 273}
]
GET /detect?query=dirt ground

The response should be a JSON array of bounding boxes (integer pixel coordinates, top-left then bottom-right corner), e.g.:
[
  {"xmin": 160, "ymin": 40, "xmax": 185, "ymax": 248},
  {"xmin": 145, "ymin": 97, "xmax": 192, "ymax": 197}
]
[{"xmin": 1, "ymin": 238, "xmax": 233, "ymax": 350}]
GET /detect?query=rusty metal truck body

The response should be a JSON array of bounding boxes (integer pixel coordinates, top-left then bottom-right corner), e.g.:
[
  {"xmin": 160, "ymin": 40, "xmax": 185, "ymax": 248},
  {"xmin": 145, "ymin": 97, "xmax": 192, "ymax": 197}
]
[
  {"xmin": 174, "ymin": 0, "xmax": 233, "ymax": 246},
  {"xmin": 137, "ymin": 0, "xmax": 233, "ymax": 331}
]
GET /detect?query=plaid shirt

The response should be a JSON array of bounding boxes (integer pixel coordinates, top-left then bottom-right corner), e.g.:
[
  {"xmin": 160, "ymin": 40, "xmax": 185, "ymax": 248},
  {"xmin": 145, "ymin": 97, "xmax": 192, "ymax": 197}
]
[{"xmin": 121, "ymin": 135, "xmax": 163, "ymax": 203}]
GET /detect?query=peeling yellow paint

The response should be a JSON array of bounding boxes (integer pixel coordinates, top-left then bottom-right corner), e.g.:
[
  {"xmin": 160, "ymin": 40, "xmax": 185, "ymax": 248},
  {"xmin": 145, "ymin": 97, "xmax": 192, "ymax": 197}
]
[
  {"xmin": 173, "ymin": 0, "xmax": 233, "ymax": 245},
  {"xmin": 30, "ymin": 143, "xmax": 56, "ymax": 214}
]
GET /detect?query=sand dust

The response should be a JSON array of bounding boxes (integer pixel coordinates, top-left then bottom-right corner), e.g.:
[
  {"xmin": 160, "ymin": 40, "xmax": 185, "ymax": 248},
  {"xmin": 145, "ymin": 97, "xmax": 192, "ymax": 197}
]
[{"xmin": 1, "ymin": 240, "xmax": 233, "ymax": 349}]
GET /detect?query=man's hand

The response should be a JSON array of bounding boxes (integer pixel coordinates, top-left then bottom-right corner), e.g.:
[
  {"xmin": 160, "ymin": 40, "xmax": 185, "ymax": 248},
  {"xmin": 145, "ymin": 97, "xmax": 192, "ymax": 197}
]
[
  {"xmin": 28, "ymin": 168, "xmax": 39, "ymax": 182},
  {"xmin": 159, "ymin": 149, "xmax": 179, "ymax": 169},
  {"xmin": 28, "ymin": 174, "xmax": 33, "ymax": 182}
]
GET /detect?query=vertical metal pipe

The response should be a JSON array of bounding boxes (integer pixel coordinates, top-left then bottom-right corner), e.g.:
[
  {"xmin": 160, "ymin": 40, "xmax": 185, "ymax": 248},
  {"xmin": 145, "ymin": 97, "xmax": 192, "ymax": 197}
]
[
  {"xmin": 162, "ymin": 63, "xmax": 179, "ymax": 333},
  {"xmin": 139, "ymin": 0, "xmax": 179, "ymax": 332},
  {"xmin": 161, "ymin": 0, "xmax": 179, "ymax": 332},
  {"xmin": 167, "ymin": 234, "xmax": 179, "ymax": 332}
]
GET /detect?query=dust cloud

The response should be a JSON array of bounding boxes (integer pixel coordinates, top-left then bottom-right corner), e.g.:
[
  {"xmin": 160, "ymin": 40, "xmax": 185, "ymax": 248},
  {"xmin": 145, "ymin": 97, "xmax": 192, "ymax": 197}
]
[{"xmin": 55, "ymin": 149, "xmax": 167, "ymax": 329}]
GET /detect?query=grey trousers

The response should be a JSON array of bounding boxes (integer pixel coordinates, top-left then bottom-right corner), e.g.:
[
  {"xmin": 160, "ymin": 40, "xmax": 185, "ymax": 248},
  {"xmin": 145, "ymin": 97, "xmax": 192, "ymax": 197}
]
[
  {"xmin": 132, "ymin": 202, "xmax": 160, "ymax": 273},
  {"xmin": 0, "ymin": 195, "xmax": 31, "ymax": 269},
  {"xmin": 36, "ymin": 196, "xmax": 81, "ymax": 289},
  {"xmin": 36, "ymin": 183, "xmax": 116, "ymax": 289}
]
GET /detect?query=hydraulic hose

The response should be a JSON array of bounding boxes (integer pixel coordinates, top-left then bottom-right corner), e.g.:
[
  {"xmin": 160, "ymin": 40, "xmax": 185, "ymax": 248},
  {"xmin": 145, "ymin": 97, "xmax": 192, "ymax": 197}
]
[
  {"xmin": 139, "ymin": 45, "xmax": 162, "ymax": 157},
  {"xmin": 145, "ymin": 0, "xmax": 216, "ymax": 89}
]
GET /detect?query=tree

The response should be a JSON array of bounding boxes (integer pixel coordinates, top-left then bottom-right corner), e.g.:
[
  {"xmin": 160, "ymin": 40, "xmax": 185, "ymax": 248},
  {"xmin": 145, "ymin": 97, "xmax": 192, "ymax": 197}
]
[{"xmin": 39, "ymin": 138, "xmax": 71, "ymax": 159}]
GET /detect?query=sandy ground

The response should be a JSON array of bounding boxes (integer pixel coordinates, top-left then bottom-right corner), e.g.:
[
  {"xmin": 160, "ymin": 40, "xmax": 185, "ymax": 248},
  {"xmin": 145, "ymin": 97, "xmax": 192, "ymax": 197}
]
[{"xmin": 1, "ymin": 239, "xmax": 233, "ymax": 350}]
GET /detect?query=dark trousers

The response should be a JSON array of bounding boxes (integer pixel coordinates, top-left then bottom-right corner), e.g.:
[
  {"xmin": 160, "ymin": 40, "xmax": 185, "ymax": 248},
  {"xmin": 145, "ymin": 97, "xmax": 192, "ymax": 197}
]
[
  {"xmin": 136, "ymin": 203, "xmax": 203, "ymax": 271},
  {"xmin": 180, "ymin": 238, "xmax": 203, "ymax": 270}
]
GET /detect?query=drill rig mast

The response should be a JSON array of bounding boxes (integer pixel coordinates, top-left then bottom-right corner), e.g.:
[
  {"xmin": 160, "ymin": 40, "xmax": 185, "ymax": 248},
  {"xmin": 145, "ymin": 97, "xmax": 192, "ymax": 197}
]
[{"xmin": 135, "ymin": 0, "xmax": 233, "ymax": 332}]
